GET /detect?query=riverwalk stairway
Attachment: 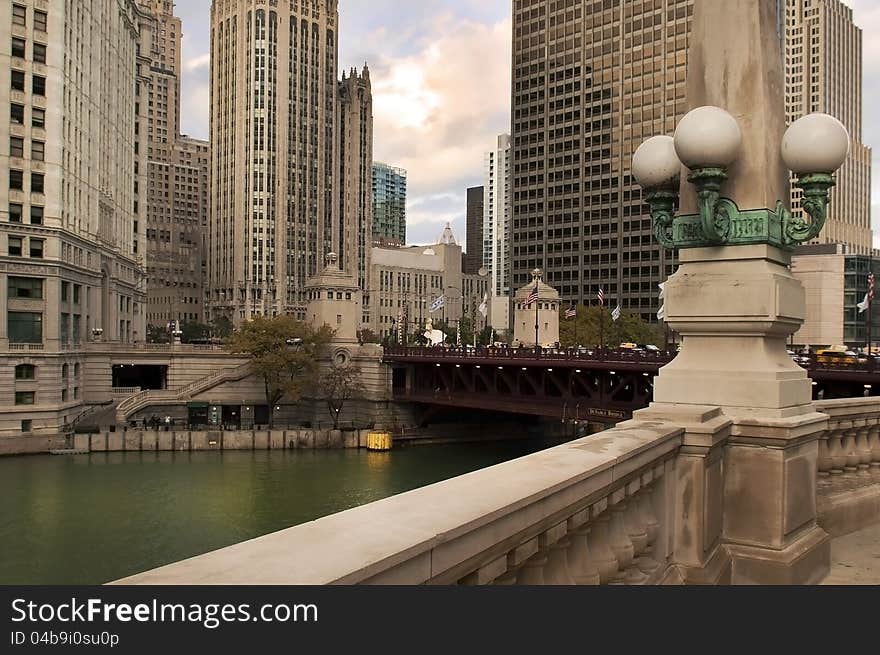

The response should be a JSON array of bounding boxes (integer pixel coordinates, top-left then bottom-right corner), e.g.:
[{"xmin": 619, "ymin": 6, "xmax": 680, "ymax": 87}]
[{"xmin": 115, "ymin": 362, "xmax": 253, "ymax": 423}]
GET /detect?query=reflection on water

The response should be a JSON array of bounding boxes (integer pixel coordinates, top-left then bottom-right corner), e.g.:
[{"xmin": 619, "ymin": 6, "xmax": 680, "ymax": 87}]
[{"xmin": 0, "ymin": 437, "xmax": 569, "ymax": 584}]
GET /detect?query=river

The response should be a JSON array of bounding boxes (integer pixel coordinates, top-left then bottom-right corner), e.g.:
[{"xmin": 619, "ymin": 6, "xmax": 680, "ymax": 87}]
[{"xmin": 0, "ymin": 437, "xmax": 570, "ymax": 584}]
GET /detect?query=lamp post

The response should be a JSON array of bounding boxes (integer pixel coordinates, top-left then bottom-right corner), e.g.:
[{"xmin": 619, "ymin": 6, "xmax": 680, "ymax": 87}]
[{"xmin": 633, "ymin": 108, "xmax": 847, "ymax": 253}]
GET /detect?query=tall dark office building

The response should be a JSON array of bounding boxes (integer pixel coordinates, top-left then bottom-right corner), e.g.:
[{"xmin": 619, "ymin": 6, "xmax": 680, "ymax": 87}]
[
  {"xmin": 464, "ymin": 186, "xmax": 485, "ymax": 274},
  {"xmin": 510, "ymin": 0, "xmax": 692, "ymax": 322}
]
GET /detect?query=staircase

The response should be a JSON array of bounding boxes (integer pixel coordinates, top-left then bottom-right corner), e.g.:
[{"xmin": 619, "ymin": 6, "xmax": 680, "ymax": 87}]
[{"xmin": 116, "ymin": 362, "xmax": 253, "ymax": 422}]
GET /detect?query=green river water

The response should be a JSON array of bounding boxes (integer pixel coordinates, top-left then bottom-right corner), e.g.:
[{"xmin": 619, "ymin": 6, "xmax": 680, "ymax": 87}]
[{"xmin": 0, "ymin": 437, "xmax": 568, "ymax": 584}]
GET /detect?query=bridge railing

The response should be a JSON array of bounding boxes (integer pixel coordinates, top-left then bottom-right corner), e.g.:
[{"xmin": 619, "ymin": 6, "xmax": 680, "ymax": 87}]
[
  {"xmin": 382, "ymin": 345, "xmax": 676, "ymax": 365},
  {"xmin": 113, "ymin": 423, "xmax": 685, "ymax": 585},
  {"xmin": 814, "ymin": 397, "xmax": 880, "ymax": 476}
]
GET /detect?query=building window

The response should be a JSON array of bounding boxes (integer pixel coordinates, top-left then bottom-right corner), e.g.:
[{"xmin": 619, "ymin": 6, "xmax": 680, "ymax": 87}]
[
  {"xmin": 61, "ymin": 388, "xmax": 68, "ymax": 402},
  {"xmin": 30, "ymin": 205, "xmax": 42, "ymax": 224},
  {"xmin": 8, "ymin": 236, "xmax": 22, "ymax": 256},
  {"xmin": 33, "ymin": 43, "xmax": 46, "ymax": 64},
  {"xmin": 8, "ymin": 276, "xmax": 43, "ymax": 299},
  {"xmin": 73, "ymin": 387, "xmax": 79, "ymax": 400},
  {"xmin": 8, "ymin": 311, "xmax": 42, "ymax": 343},
  {"xmin": 74, "ymin": 363, "xmax": 81, "ymax": 378},
  {"xmin": 29, "ymin": 238, "xmax": 43, "ymax": 258},
  {"xmin": 11, "ymin": 37, "xmax": 25, "ymax": 59},
  {"xmin": 61, "ymin": 281, "xmax": 68, "ymax": 301},
  {"xmin": 31, "ymin": 140, "xmax": 44, "ymax": 161},
  {"xmin": 10, "ymin": 169, "xmax": 23, "ymax": 190},
  {"xmin": 15, "ymin": 391, "xmax": 35, "ymax": 406},
  {"xmin": 11, "ymin": 103, "xmax": 24, "ymax": 124},
  {"xmin": 9, "ymin": 203, "xmax": 23, "ymax": 223},
  {"xmin": 73, "ymin": 284, "xmax": 80, "ymax": 304},
  {"xmin": 12, "ymin": 4, "xmax": 26, "ymax": 27},
  {"xmin": 32, "ymin": 75, "xmax": 45, "ymax": 96},
  {"xmin": 31, "ymin": 172, "xmax": 43, "ymax": 193},
  {"xmin": 21, "ymin": 419, "xmax": 32, "ymax": 433},
  {"xmin": 62, "ymin": 363, "xmax": 68, "ymax": 379},
  {"xmin": 32, "ymin": 107, "xmax": 44, "ymax": 128},
  {"xmin": 11, "ymin": 70, "xmax": 25, "ymax": 92},
  {"xmin": 15, "ymin": 364, "xmax": 35, "ymax": 380},
  {"xmin": 10, "ymin": 136, "xmax": 24, "ymax": 157},
  {"xmin": 34, "ymin": 10, "xmax": 47, "ymax": 32}
]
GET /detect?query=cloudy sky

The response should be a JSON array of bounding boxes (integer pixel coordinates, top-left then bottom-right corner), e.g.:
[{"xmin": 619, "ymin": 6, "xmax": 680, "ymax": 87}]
[{"xmin": 175, "ymin": 0, "xmax": 880, "ymax": 247}]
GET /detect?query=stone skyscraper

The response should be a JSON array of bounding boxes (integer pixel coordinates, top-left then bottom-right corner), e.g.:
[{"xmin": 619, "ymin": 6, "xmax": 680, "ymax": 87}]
[
  {"xmin": 1, "ymin": 0, "xmax": 151, "ymax": 436},
  {"xmin": 142, "ymin": 1, "xmax": 210, "ymax": 329},
  {"xmin": 785, "ymin": 0, "xmax": 873, "ymax": 254},
  {"xmin": 208, "ymin": 0, "xmax": 372, "ymax": 324}
]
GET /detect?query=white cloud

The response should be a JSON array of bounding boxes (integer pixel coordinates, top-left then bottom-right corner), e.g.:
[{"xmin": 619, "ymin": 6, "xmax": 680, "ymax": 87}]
[
  {"xmin": 184, "ymin": 53, "xmax": 210, "ymax": 72},
  {"xmin": 368, "ymin": 15, "xmax": 512, "ymax": 242}
]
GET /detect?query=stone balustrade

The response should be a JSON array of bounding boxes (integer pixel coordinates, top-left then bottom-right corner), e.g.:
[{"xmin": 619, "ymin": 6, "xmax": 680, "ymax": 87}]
[
  {"xmin": 814, "ymin": 398, "xmax": 880, "ymax": 477},
  {"xmin": 813, "ymin": 398, "xmax": 880, "ymax": 538},
  {"xmin": 114, "ymin": 423, "xmax": 685, "ymax": 585}
]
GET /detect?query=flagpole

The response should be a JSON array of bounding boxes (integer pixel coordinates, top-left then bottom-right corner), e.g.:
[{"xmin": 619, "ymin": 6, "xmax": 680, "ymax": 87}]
[{"xmin": 869, "ymin": 268, "xmax": 874, "ymax": 358}]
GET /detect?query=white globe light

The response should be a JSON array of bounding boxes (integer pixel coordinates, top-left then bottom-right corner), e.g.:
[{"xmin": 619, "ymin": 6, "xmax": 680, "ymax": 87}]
[
  {"xmin": 782, "ymin": 113, "xmax": 850, "ymax": 174},
  {"xmin": 631, "ymin": 136, "xmax": 681, "ymax": 189},
  {"xmin": 673, "ymin": 106, "xmax": 742, "ymax": 169}
]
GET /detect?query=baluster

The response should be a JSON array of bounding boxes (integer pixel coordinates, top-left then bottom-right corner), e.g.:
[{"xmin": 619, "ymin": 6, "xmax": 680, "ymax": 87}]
[
  {"xmin": 817, "ymin": 429, "xmax": 833, "ymax": 476},
  {"xmin": 624, "ymin": 488, "xmax": 649, "ymax": 556},
  {"xmin": 544, "ymin": 536, "xmax": 576, "ymax": 585},
  {"xmin": 869, "ymin": 419, "xmax": 880, "ymax": 473},
  {"xmin": 633, "ymin": 487, "xmax": 661, "ymax": 574},
  {"xmin": 828, "ymin": 427, "xmax": 847, "ymax": 474},
  {"xmin": 844, "ymin": 423, "xmax": 860, "ymax": 474},
  {"xmin": 566, "ymin": 516, "xmax": 601, "ymax": 585},
  {"xmin": 516, "ymin": 553, "xmax": 549, "ymax": 585},
  {"xmin": 586, "ymin": 508, "xmax": 620, "ymax": 584},
  {"xmin": 856, "ymin": 423, "xmax": 872, "ymax": 476},
  {"xmin": 608, "ymin": 498, "xmax": 635, "ymax": 570}
]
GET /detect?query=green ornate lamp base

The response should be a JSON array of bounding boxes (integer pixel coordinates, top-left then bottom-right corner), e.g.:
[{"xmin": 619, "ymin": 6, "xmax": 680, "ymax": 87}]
[{"xmin": 647, "ymin": 170, "xmax": 835, "ymax": 251}]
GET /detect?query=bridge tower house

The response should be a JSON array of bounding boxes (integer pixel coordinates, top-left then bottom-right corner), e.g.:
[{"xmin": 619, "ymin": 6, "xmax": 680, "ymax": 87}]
[
  {"xmin": 513, "ymin": 269, "xmax": 560, "ymax": 348},
  {"xmin": 305, "ymin": 253, "xmax": 362, "ymax": 344}
]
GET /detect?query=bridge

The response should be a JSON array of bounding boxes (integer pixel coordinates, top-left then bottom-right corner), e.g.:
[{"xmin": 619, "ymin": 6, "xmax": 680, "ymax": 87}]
[{"xmin": 383, "ymin": 346, "xmax": 880, "ymax": 423}]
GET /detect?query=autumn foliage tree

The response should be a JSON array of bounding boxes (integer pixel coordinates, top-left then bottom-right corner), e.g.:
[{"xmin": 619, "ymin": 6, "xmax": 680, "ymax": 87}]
[{"xmin": 226, "ymin": 316, "xmax": 333, "ymax": 427}]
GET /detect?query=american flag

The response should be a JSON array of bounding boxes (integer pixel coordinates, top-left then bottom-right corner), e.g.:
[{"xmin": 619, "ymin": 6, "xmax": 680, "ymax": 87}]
[
  {"xmin": 870, "ymin": 272, "xmax": 875, "ymax": 302},
  {"xmin": 565, "ymin": 305, "xmax": 577, "ymax": 319},
  {"xmin": 597, "ymin": 287, "xmax": 605, "ymax": 306},
  {"xmin": 526, "ymin": 285, "xmax": 539, "ymax": 306}
]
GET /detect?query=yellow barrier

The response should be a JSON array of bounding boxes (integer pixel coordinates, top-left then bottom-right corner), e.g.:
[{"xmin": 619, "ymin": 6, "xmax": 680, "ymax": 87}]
[{"xmin": 366, "ymin": 431, "xmax": 393, "ymax": 451}]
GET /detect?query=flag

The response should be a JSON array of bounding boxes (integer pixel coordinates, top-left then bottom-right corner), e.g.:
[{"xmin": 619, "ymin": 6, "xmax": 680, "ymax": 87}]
[
  {"xmin": 526, "ymin": 285, "xmax": 539, "ymax": 306},
  {"xmin": 657, "ymin": 282, "xmax": 666, "ymax": 321},
  {"xmin": 870, "ymin": 272, "xmax": 875, "ymax": 302},
  {"xmin": 478, "ymin": 293, "xmax": 488, "ymax": 318},
  {"xmin": 858, "ymin": 293, "xmax": 870, "ymax": 314},
  {"xmin": 597, "ymin": 287, "xmax": 605, "ymax": 306},
  {"xmin": 429, "ymin": 295, "xmax": 445, "ymax": 313},
  {"xmin": 611, "ymin": 305, "xmax": 621, "ymax": 322},
  {"xmin": 565, "ymin": 305, "xmax": 577, "ymax": 319}
]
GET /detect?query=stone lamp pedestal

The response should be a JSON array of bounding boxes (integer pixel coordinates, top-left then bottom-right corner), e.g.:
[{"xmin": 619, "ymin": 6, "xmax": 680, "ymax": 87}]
[{"xmin": 636, "ymin": 244, "xmax": 829, "ymax": 584}]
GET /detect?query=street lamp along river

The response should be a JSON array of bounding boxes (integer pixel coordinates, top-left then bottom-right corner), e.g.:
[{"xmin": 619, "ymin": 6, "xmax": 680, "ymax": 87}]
[{"xmin": 632, "ymin": 106, "xmax": 849, "ymax": 251}]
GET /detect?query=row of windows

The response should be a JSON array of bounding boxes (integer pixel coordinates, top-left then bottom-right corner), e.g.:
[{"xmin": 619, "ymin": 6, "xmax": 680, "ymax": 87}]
[
  {"xmin": 8, "ymin": 203, "xmax": 42, "ymax": 224},
  {"xmin": 7, "ymin": 235, "xmax": 43, "ymax": 258},
  {"xmin": 10, "ymin": 70, "xmax": 46, "ymax": 95},
  {"xmin": 10, "ymin": 136, "xmax": 44, "ymax": 160},
  {"xmin": 9, "ymin": 169, "xmax": 44, "ymax": 193},
  {"xmin": 11, "ymin": 36, "xmax": 46, "ymax": 62},
  {"xmin": 12, "ymin": 4, "xmax": 48, "ymax": 32},
  {"xmin": 11, "ymin": 102, "xmax": 45, "ymax": 127}
]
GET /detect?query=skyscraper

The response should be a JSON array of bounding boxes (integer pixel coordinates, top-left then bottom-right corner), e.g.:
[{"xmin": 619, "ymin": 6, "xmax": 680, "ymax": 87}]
[
  {"xmin": 142, "ymin": 1, "xmax": 210, "ymax": 329},
  {"xmin": 372, "ymin": 162, "xmax": 407, "ymax": 247},
  {"xmin": 483, "ymin": 134, "xmax": 511, "ymax": 301},
  {"xmin": 1, "ymin": 0, "xmax": 151, "ymax": 436},
  {"xmin": 510, "ymin": 1, "xmax": 687, "ymax": 323},
  {"xmin": 208, "ymin": 0, "xmax": 372, "ymax": 324},
  {"xmin": 464, "ymin": 186, "xmax": 484, "ymax": 275},
  {"xmin": 338, "ymin": 67, "xmax": 374, "ymax": 323},
  {"xmin": 785, "ymin": 0, "xmax": 873, "ymax": 254}
]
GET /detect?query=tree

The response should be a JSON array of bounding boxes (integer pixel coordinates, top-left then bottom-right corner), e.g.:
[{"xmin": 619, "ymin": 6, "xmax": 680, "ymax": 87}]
[
  {"xmin": 357, "ymin": 328, "xmax": 380, "ymax": 345},
  {"xmin": 319, "ymin": 364, "xmax": 365, "ymax": 429},
  {"xmin": 180, "ymin": 321, "xmax": 210, "ymax": 343},
  {"xmin": 146, "ymin": 324, "xmax": 170, "ymax": 344},
  {"xmin": 559, "ymin": 306, "xmax": 662, "ymax": 348},
  {"xmin": 226, "ymin": 316, "xmax": 333, "ymax": 427},
  {"xmin": 209, "ymin": 316, "xmax": 233, "ymax": 339}
]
